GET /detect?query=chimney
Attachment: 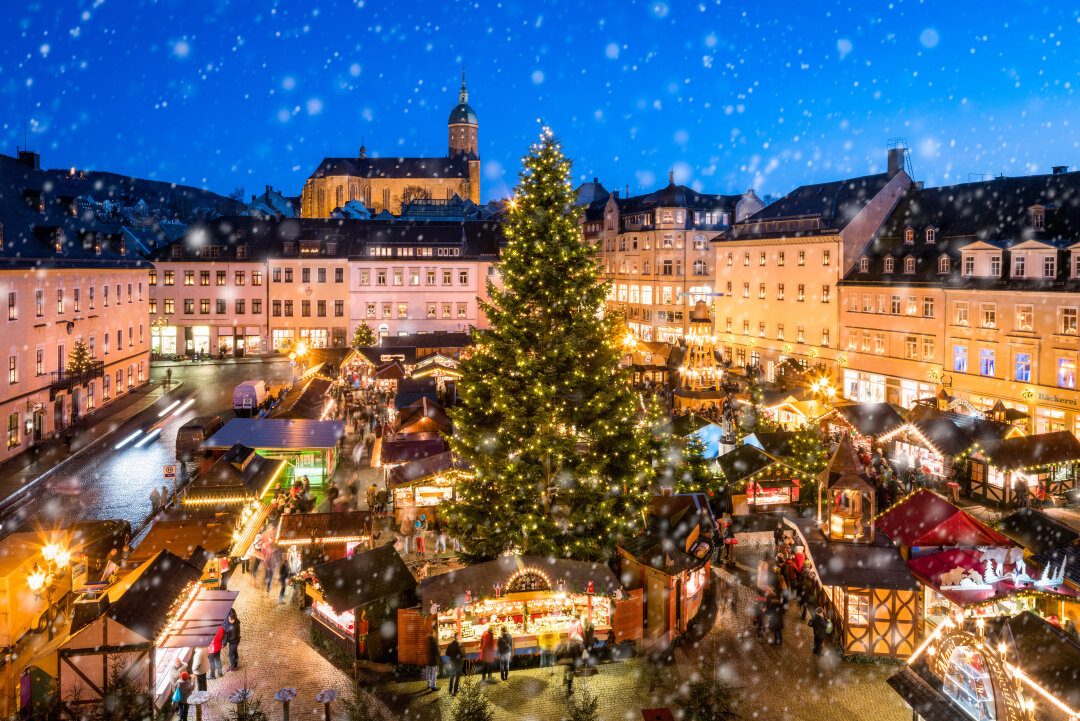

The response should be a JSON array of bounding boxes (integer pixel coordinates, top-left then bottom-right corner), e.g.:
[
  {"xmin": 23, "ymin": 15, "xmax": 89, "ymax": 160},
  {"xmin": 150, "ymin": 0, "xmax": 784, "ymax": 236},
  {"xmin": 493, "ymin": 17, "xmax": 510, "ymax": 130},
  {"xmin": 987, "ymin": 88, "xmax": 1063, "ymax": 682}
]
[
  {"xmin": 1053, "ymin": 165, "xmax": 1069, "ymax": 175},
  {"xmin": 593, "ymin": 177, "xmax": 598, "ymax": 184},
  {"xmin": 668, "ymin": 170, "xmax": 675, "ymax": 185},
  {"xmin": 265, "ymin": 184, "xmax": 271, "ymax": 196},
  {"xmin": 625, "ymin": 184, "xmax": 630, "ymax": 198},
  {"xmin": 17, "ymin": 150, "xmax": 40, "ymax": 170},
  {"xmin": 887, "ymin": 147, "xmax": 905, "ymax": 177}
]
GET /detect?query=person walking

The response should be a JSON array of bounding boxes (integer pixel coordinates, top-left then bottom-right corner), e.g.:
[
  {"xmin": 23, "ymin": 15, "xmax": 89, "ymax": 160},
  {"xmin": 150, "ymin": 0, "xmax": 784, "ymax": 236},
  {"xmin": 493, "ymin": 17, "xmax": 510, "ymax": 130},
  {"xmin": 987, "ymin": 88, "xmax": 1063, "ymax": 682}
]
[
  {"xmin": 479, "ymin": 626, "xmax": 496, "ymax": 682},
  {"xmin": 425, "ymin": 628, "xmax": 440, "ymax": 692},
  {"xmin": 564, "ymin": 613, "xmax": 584, "ymax": 695},
  {"xmin": 809, "ymin": 607, "xmax": 832, "ymax": 656},
  {"xmin": 277, "ymin": 555, "xmax": 292, "ymax": 603},
  {"xmin": 191, "ymin": 646, "xmax": 210, "ymax": 691},
  {"xmin": 538, "ymin": 627, "xmax": 558, "ymax": 673},
  {"xmin": 446, "ymin": 633, "xmax": 464, "ymax": 696},
  {"xmin": 773, "ymin": 521, "xmax": 786, "ymax": 550},
  {"xmin": 174, "ymin": 671, "xmax": 194, "ymax": 721},
  {"xmin": 400, "ymin": 518, "xmax": 414, "ymax": 555},
  {"xmin": 224, "ymin": 610, "xmax": 241, "ymax": 672},
  {"xmin": 160, "ymin": 485, "xmax": 170, "ymax": 510},
  {"xmin": 207, "ymin": 627, "xmax": 224, "ymax": 680},
  {"xmin": 497, "ymin": 625, "xmax": 513, "ymax": 681},
  {"xmin": 415, "ymin": 515, "xmax": 428, "ymax": 556},
  {"xmin": 149, "ymin": 487, "xmax": 161, "ymax": 515}
]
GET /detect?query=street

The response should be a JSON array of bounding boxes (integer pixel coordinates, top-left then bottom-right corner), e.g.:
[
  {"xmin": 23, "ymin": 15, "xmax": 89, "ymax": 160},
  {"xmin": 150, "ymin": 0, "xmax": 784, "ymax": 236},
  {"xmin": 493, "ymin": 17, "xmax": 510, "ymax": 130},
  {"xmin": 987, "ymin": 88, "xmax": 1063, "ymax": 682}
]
[{"xmin": 1, "ymin": 359, "xmax": 296, "ymax": 534}]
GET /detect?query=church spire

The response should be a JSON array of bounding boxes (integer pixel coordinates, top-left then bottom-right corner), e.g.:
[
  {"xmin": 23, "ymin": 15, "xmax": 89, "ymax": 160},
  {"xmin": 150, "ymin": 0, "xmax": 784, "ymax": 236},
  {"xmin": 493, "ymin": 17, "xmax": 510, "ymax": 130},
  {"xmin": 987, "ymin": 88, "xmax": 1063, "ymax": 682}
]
[{"xmin": 459, "ymin": 66, "xmax": 468, "ymax": 105}]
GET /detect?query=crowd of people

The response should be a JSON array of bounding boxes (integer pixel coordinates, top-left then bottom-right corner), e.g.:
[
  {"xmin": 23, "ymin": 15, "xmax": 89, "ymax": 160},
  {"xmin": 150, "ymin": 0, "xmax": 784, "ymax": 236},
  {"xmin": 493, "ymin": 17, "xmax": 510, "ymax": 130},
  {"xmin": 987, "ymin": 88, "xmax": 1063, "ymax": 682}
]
[
  {"xmin": 750, "ymin": 523, "xmax": 832, "ymax": 654},
  {"xmin": 166, "ymin": 609, "xmax": 241, "ymax": 720}
]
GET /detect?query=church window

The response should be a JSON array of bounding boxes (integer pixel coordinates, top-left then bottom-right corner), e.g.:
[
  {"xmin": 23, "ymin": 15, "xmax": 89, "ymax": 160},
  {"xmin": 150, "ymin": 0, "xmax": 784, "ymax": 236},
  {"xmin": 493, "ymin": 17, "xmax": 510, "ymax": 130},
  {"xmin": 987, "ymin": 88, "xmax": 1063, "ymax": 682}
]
[
  {"xmin": 335, "ymin": 186, "xmax": 344, "ymax": 208},
  {"xmin": 382, "ymin": 188, "xmax": 391, "ymax": 210}
]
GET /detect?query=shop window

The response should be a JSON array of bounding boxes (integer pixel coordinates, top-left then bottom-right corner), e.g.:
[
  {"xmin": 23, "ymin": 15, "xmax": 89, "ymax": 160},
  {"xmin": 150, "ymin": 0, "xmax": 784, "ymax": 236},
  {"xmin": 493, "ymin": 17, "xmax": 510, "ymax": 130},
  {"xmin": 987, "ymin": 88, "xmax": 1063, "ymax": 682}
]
[
  {"xmin": 1058, "ymin": 358, "xmax": 1076, "ymax": 389},
  {"xmin": 846, "ymin": 592, "xmax": 869, "ymax": 626}
]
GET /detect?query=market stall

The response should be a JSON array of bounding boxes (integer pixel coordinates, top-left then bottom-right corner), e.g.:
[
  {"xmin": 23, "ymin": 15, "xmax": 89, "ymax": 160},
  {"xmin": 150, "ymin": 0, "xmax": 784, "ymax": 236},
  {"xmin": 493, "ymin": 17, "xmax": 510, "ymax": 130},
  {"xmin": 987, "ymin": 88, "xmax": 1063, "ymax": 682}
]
[
  {"xmin": 393, "ymin": 397, "xmax": 452, "ymax": 435},
  {"xmin": 203, "ymin": 418, "xmax": 346, "ymax": 486},
  {"xmin": 817, "ymin": 435, "xmax": 877, "ymax": 543},
  {"xmin": 969, "ymin": 431, "xmax": 1080, "ymax": 507},
  {"xmin": 714, "ymin": 444, "xmax": 805, "ymax": 513},
  {"xmin": 386, "ymin": 451, "xmax": 471, "ymax": 526},
  {"xmin": 181, "ymin": 443, "xmax": 288, "ymax": 507},
  {"xmin": 996, "ymin": 508, "xmax": 1080, "ymax": 558},
  {"xmin": 820, "ymin": 402, "xmax": 905, "ymax": 449},
  {"xmin": 276, "ymin": 511, "xmax": 373, "ymax": 566},
  {"xmin": 410, "ymin": 353, "xmax": 462, "ymax": 382},
  {"xmin": 405, "ymin": 555, "xmax": 627, "ymax": 664},
  {"xmin": 269, "ymin": 377, "xmax": 335, "ymax": 421},
  {"xmin": 876, "ymin": 489, "xmax": 1013, "ymax": 559},
  {"xmin": 306, "ymin": 543, "xmax": 417, "ymax": 662}
]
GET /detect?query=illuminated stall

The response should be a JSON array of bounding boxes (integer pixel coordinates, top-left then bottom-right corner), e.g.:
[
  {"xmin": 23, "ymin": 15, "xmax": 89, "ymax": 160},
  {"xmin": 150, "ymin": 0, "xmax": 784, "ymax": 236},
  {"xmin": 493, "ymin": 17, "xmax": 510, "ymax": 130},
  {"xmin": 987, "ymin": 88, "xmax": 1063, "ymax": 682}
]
[
  {"xmin": 269, "ymin": 376, "xmax": 335, "ymax": 421},
  {"xmin": 820, "ymin": 402, "xmax": 905, "ymax": 449},
  {"xmin": 386, "ymin": 451, "xmax": 471, "ymax": 527},
  {"xmin": 307, "ymin": 543, "xmax": 417, "ymax": 662},
  {"xmin": 203, "ymin": 418, "xmax": 346, "ymax": 486},
  {"xmin": 876, "ymin": 489, "xmax": 1014, "ymax": 559},
  {"xmin": 817, "ymin": 435, "xmax": 876, "ymax": 542},
  {"xmin": 714, "ymin": 444, "xmax": 806, "ymax": 513},
  {"xmin": 969, "ymin": 431, "xmax": 1080, "ymax": 507},
  {"xmin": 276, "ymin": 511, "xmax": 373, "ymax": 566},
  {"xmin": 181, "ymin": 443, "xmax": 288, "ymax": 507},
  {"xmin": 398, "ymin": 556, "xmax": 631, "ymax": 666}
]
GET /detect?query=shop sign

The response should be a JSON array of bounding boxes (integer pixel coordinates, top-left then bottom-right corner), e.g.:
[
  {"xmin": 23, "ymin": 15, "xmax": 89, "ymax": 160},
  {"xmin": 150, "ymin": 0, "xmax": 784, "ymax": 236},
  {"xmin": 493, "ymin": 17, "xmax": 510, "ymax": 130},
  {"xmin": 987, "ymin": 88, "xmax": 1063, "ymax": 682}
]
[{"xmin": 1037, "ymin": 392, "xmax": 1077, "ymax": 406}]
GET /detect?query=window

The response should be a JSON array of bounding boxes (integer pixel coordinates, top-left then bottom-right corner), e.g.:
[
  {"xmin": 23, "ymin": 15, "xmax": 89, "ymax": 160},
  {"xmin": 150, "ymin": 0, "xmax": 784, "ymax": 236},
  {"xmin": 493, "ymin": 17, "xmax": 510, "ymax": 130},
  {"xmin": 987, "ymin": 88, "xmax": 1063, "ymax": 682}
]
[
  {"xmin": 1013, "ymin": 256, "xmax": 1026, "ymax": 277},
  {"xmin": 955, "ymin": 302, "xmax": 969, "ymax": 326},
  {"xmin": 953, "ymin": 346, "xmax": 968, "ymax": 373},
  {"xmin": 235, "ymin": 271, "xmax": 245, "ymax": 286},
  {"xmin": 938, "ymin": 256, "xmax": 950, "ymax": 273},
  {"xmin": 284, "ymin": 268, "xmax": 293, "ymax": 283},
  {"xmin": 214, "ymin": 271, "xmax": 225, "ymax": 286},
  {"xmin": 1044, "ymin": 256, "xmax": 1057, "ymax": 278},
  {"xmin": 877, "ymin": 294, "xmax": 887, "ymax": 313},
  {"xmin": 302, "ymin": 268, "xmax": 311, "ymax": 284},
  {"xmin": 316, "ymin": 300, "xmax": 326, "ymax": 317},
  {"xmin": 89, "ymin": 286, "xmax": 94, "ymax": 309},
  {"xmin": 726, "ymin": 253, "xmax": 733, "ymax": 267},
  {"xmin": 459, "ymin": 270, "xmax": 469, "ymax": 285},
  {"xmin": 1016, "ymin": 305, "xmax": 1033, "ymax": 331},
  {"xmin": 301, "ymin": 300, "xmax": 311, "ymax": 317},
  {"xmin": 376, "ymin": 270, "xmax": 387, "ymax": 286},
  {"xmin": 743, "ymin": 320, "xmax": 750, "ymax": 335},
  {"xmin": 6, "ymin": 292, "xmax": 15, "ymax": 321},
  {"xmin": 7, "ymin": 413, "xmax": 18, "ymax": 449},
  {"xmin": 884, "ymin": 257, "xmax": 895, "ymax": 273},
  {"xmin": 235, "ymin": 299, "xmax": 245, "ymax": 314},
  {"xmin": 777, "ymin": 324, "xmax": 784, "ymax": 340},
  {"xmin": 1063, "ymin": 308, "xmax": 1078, "ymax": 335},
  {"xmin": 797, "ymin": 284, "xmax": 805, "ymax": 302},
  {"xmin": 822, "ymin": 250, "xmax": 830, "ymax": 266},
  {"xmin": 1015, "ymin": 353, "xmax": 1032, "ymax": 382},
  {"xmin": 283, "ymin": 300, "xmax": 293, "ymax": 316},
  {"xmin": 1032, "ymin": 209, "xmax": 1045, "ymax": 230},
  {"xmin": 1059, "ymin": 358, "xmax": 1077, "ymax": 389},
  {"xmin": 743, "ymin": 253, "xmax": 750, "ymax": 267},
  {"xmin": 149, "ymin": 299, "xmax": 157, "ymax": 314},
  {"xmin": 980, "ymin": 349, "xmax": 996, "ymax": 377},
  {"xmin": 200, "ymin": 299, "xmax": 210, "ymax": 314},
  {"xmin": 661, "ymin": 260, "xmax": 673, "ymax": 276},
  {"xmin": 148, "ymin": 270, "xmax": 157, "ymax": 286},
  {"xmin": 905, "ymin": 336, "xmax": 918, "ymax": 359},
  {"xmin": 442, "ymin": 270, "xmax": 452, "ymax": 285},
  {"xmin": 103, "ymin": 286, "xmax": 108, "ymax": 307},
  {"xmin": 236, "ymin": 245, "xmax": 247, "ymax": 259},
  {"xmin": 798, "ymin": 251, "xmax": 805, "ymax": 266},
  {"xmin": 926, "ymin": 228, "xmax": 936, "ymax": 243},
  {"xmin": 56, "ymin": 289, "xmax": 64, "ymax": 314},
  {"xmin": 164, "ymin": 299, "xmax": 175, "ymax": 314},
  {"xmin": 742, "ymin": 283, "xmax": 750, "ymax": 298},
  {"xmin": 426, "ymin": 302, "xmax": 437, "ymax": 319},
  {"xmin": 759, "ymin": 252, "xmax": 766, "ymax": 266},
  {"xmin": 990, "ymin": 256, "xmax": 1001, "ymax": 277},
  {"xmin": 822, "ymin": 285, "xmax": 830, "ymax": 303},
  {"xmin": 252, "ymin": 271, "xmax": 262, "ymax": 286},
  {"xmin": 200, "ymin": 271, "xmax": 210, "ymax": 286},
  {"xmin": 777, "ymin": 284, "xmax": 785, "ymax": 301},
  {"xmin": 182, "ymin": 299, "xmax": 193, "ymax": 314},
  {"xmin": 184, "ymin": 270, "xmax": 194, "ymax": 286},
  {"xmin": 693, "ymin": 235, "xmax": 707, "ymax": 250},
  {"xmin": 798, "ymin": 325, "xmax": 806, "ymax": 343},
  {"xmin": 693, "ymin": 260, "xmax": 707, "ymax": 276},
  {"xmin": 335, "ymin": 267, "xmax": 344, "ymax": 283},
  {"xmin": 858, "ymin": 257, "xmax": 869, "ymax": 272},
  {"xmin": 7, "ymin": 355, "xmax": 16, "ymax": 384},
  {"xmin": 441, "ymin": 303, "xmax": 451, "ymax": 318},
  {"xmin": 758, "ymin": 283, "xmax": 766, "ymax": 299},
  {"xmin": 863, "ymin": 294, "xmax": 873, "ymax": 313},
  {"xmin": 822, "ymin": 329, "xmax": 830, "ymax": 347},
  {"xmin": 923, "ymin": 297, "xmax": 935, "ymax": 317},
  {"xmin": 366, "ymin": 303, "xmax": 376, "ymax": 319},
  {"xmin": 778, "ymin": 251, "xmax": 785, "ymax": 266},
  {"xmin": 35, "ymin": 349, "xmax": 43, "ymax": 376},
  {"xmin": 35, "ymin": 290, "xmax": 43, "ymax": 317},
  {"xmin": 272, "ymin": 301, "xmax": 283, "ymax": 317},
  {"xmin": 981, "ymin": 303, "xmax": 997, "ymax": 328},
  {"xmin": 963, "ymin": 256, "xmax": 974, "ymax": 276},
  {"xmin": 397, "ymin": 303, "xmax": 408, "ymax": 319},
  {"xmin": 758, "ymin": 322, "xmax": 766, "ymax": 337},
  {"xmin": 457, "ymin": 303, "xmax": 468, "ymax": 318},
  {"xmin": 907, "ymin": 296, "xmax": 918, "ymax": 315},
  {"xmin": 904, "ymin": 257, "xmax": 916, "ymax": 274},
  {"xmin": 922, "ymin": 337, "xmax": 934, "ymax": 360},
  {"xmin": 904, "ymin": 229, "xmax": 914, "ymax": 244},
  {"xmin": 318, "ymin": 267, "xmax": 328, "ymax": 283}
]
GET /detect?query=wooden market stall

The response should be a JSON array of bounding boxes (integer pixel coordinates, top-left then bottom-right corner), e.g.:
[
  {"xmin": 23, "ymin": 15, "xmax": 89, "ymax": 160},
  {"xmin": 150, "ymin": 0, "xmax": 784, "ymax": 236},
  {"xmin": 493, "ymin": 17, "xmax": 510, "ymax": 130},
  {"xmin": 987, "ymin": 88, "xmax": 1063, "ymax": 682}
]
[
  {"xmin": 182, "ymin": 443, "xmax": 288, "ymax": 507},
  {"xmin": 714, "ymin": 444, "xmax": 805, "ymax": 513},
  {"xmin": 878, "ymin": 405, "xmax": 977, "ymax": 483},
  {"xmin": 276, "ymin": 511, "xmax": 374, "ymax": 566},
  {"xmin": 306, "ymin": 543, "xmax": 417, "ymax": 662},
  {"xmin": 820, "ymin": 402, "xmax": 906, "ymax": 449},
  {"xmin": 393, "ymin": 397, "xmax": 452, "ymax": 435},
  {"xmin": 386, "ymin": 451, "xmax": 471, "ymax": 527},
  {"xmin": 410, "ymin": 353, "xmax": 463, "ymax": 382},
  {"xmin": 876, "ymin": 489, "xmax": 1014, "ymax": 559},
  {"xmin": 996, "ymin": 508, "xmax": 1080, "ymax": 558},
  {"xmin": 203, "ymin": 418, "xmax": 346, "ymax": 486},
  {"xmin": 817, "ymin": 435, "xmax": 877, "ymax": 542},
  {"xmin": 49, "ymin": 550, "xmax": 236, "ymax": 717},
  {"xmin": 618, "ymin": 494, "xmax": 714, "ymax": 649},
  {"xmin": 969, "ymin": 431, "xmax": 1080, "ymax": 507},
  {"xmin": 269, "ymin": 376, "xmax": 334, "ymax": 421},
  {"xmin": 403, "ymin": 555, "xmax": 635, "ymax": 665}
]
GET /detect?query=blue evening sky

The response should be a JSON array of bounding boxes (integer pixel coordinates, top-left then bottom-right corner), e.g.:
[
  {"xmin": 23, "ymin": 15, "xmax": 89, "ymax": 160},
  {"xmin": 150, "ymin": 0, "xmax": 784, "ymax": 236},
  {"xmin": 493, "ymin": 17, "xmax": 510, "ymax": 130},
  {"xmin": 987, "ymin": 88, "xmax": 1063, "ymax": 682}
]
[{"xmin": 3, "ymin": 0, "xmax": 1077, "ymax": 203}]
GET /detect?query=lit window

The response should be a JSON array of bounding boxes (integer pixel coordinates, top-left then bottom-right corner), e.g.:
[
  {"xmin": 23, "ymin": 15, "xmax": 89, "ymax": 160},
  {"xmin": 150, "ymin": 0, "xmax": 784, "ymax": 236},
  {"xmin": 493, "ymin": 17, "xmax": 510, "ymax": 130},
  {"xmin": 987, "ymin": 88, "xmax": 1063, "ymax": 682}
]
[
  {"xmin": 980, "ymin": 349, "xmax": 996, "ymax": 377},
  {"xmin": 1015, "ymin": 353, "xmax": 1032, "ymax": 382},
  {"xmin": 1058, "ymin": 358, "xmax": 1076, "ymax": 389},
  {"xmin": 953, "ymin": 346, "xmax": 967, "ymax": 373},
  {"xmin": 1062, "ymin": 307, "xmax": 1078, "ymax": 335},
  {"xmin": 1016, "ymin": 305, "xmax": 1033, "ymax": 331}
]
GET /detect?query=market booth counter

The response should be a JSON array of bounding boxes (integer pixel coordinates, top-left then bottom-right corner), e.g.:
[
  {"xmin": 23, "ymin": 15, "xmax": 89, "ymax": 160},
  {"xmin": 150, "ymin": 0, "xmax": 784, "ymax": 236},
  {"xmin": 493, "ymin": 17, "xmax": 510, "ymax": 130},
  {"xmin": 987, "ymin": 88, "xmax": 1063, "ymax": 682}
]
[
  {"xmin": 715, "ymin": 443, "xmax": 805, "ymax": 514},
  {"xmin": 401, "ymin": 555, "xmax": 635, "ymax": 666},
  {"xmin": 276, "ymin": 511, "xmax": 374, "ymax": 566},
  {"xmin": 49, "ymin": 550, "xmax": 236, "ymax": 717},
  {"xmin": 203, "ymin": 418, "xmax": 346, "ymax": 487},
  {"xmin": 306, "ymin": 543, "xmax": 417, "ymax": 662},
  {"xmin": 969, "ymin": 431, "xmax": 1080, "ymax": 507}
]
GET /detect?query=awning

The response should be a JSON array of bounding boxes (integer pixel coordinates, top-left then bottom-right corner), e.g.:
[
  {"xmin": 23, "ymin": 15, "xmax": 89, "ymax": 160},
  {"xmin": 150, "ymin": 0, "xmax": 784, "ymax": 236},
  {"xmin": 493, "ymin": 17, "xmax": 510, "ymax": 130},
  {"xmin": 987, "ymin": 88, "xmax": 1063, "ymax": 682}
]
[
  {"xmin": 229, "ymin": 503, "xmax": 271, "ymax": 558},
  {"xmin": 158, "ymin": 589, "xmax": 238, "ymax": 648}
]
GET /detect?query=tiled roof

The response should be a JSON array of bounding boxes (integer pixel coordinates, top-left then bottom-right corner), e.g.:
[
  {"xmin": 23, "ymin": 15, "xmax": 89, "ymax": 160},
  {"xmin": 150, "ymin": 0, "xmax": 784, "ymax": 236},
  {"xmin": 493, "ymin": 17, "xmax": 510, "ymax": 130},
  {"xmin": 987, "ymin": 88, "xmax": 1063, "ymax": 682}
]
[
  {"xmin": 312, "ymin": 543, "xmax": 416, "ymax": 614},
  {"xmin": 308, "ymin": 156, "xmax": 472, "ymax": 181}
]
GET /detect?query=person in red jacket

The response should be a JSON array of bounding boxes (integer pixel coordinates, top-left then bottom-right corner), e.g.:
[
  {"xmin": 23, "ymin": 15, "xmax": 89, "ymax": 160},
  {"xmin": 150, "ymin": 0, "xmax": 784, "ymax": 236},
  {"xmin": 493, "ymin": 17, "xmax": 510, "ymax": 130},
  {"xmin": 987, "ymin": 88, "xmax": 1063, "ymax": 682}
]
[
  {"xmin": 207, "ymin": 625, "xmax": 225, "ymax": 679},
  {"xmin": 479, "ymin": 626, "xmax": 496, "ymax": 682}
]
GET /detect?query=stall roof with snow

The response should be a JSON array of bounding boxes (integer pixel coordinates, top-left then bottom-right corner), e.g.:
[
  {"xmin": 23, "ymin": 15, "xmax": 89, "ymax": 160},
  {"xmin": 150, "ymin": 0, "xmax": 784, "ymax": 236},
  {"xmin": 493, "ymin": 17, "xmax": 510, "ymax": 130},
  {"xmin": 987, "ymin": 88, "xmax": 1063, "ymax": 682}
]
[
  {"xmin": 831, "ymin": 402, "xmax": 906, "ymax": 438},
  {"xmin": 997, "ymin": 508, "xmax": 1080, "ymax": 555},
  {"xmin": 789, "ymin": 517, "xmax": 919, "ymax": 591},
  {"xmin": 976, "ymin": 430, "xmax": 1080, "ymax": 471},
  {"xmin": 876, "ymin": 489, "xmax": 1012, "ymax": 549},
  {"xmin": 312, "ymin": 542, "xmax": 416, "ymax": 615}
]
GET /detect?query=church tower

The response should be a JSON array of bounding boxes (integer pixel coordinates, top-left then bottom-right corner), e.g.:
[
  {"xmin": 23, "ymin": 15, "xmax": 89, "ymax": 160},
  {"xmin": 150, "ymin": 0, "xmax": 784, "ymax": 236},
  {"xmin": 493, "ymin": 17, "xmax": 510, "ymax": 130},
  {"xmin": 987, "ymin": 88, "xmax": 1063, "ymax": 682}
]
[{"xmin": 448, "ymin": 70, "xmax": 479, "ymax": 160}]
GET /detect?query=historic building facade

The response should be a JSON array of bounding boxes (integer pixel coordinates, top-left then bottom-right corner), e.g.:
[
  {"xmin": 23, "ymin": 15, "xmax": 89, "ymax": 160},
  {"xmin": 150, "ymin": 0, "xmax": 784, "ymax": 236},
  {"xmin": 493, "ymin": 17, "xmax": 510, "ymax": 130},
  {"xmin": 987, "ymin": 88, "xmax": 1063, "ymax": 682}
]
[
  {"xmin": 300, "ymin": 76, "xmax": 481, "ymax": 218},
  {"xmin": 0, "ymin": 151, "xmax": 151, "ymax": 464},
  {"xmin": 582, "ymin": 175, "xmax": 764, "ymax": 342},
  {"xmin": 712, "ymin": 150, "xmax": 911, "ymax": 381},
  {"xmin": 839, "ymin": 168, "xmax": 1080, "ymax": 434}
]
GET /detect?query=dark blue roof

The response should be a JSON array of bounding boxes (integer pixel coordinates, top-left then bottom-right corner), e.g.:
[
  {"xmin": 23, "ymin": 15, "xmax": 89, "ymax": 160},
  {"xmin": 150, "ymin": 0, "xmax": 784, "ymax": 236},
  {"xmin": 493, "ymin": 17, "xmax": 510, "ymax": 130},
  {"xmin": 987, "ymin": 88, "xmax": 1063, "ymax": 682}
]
[{"xmin": 204, "ymin": 418, "xmax": 345, "ymax": 450}]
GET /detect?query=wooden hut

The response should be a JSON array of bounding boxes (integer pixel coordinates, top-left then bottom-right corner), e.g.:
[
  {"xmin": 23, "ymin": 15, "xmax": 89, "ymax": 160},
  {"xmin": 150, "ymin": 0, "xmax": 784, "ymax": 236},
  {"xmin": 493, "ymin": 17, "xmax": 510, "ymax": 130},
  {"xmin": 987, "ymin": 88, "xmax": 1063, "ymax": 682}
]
[
  {"xmin": 276, "ymin": 511, "xmax": 374, "ymax": 565},
  {"xmin": 386, "ymin": 451, "xmax": 471, "ymax": 526},
  {"xmin": 714, "ymin": 444, "xmax": 806, "ymax": 513},
  {"xmin": 817, "ymin": 434, "xmax": 877, "ymax": 542},
  {"xmin": 969, "ymin": 431, "xmax": 1080, "ymax": 506}
]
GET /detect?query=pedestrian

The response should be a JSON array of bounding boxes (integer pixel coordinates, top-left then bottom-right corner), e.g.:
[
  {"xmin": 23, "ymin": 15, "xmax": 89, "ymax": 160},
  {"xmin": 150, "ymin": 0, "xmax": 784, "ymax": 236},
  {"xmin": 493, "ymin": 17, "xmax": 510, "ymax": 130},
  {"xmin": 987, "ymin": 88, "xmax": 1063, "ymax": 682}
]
[
  {"xmin": 564, "ymin": 613, "xmax": 584, "ymax": 694},
  {"xmin": 224, "ymin": 609, "xmax": 240, "ymax": 672},
  {"xmin": 497, "ymin": 625, "xmax": 513, "ymax": 681},
  {"xmin": 191, "ymin": 645, "xmax": 209, "ymax": 691},
  {"xmin": 809, "ymin": 606, "xmax": 832, "ymax": 656},
  {"xmin": 207, "ymin": 626, "xmax": 224, "ymax": 679},
  {"xmin": 149, "ymin": 487, "xmax": 161, "ymax": 515},
  {"xmin": 538, "ymin": 627, "xmax": 558, "ymax": 672},
  {"xmin": 766, "ymin": 592, "xmax": 785, "ymax": 646},
  {"xmin": 425, "ymin": 628, "xmax": 440, "ymax": 692},
  {"xmin": 415, "ymin": 515, "xmax": 427, "ymax": 556},
  {"xmin": 400, "ymin": 518, "xmax": 414, "ymax": 555},
  {"xmin": 173, "ymin": 671, "xmax": 194, "ymax": 721},
  {"xmin": 446, "ymin": 633, "xmax": 464, "ymax": 696},
  {"xmin": 436, "ymin": 523, "xmax": 448, "ymax": 555},
  {"xmin": 277, "ymin": 555, "xmax": 292, "ymax": 603},
  {"xmin": 480, "ymin": 625, "xmax": 496, "ymax": 682},
  {"xmin": 166, "ymin": 368, "xmax": 172, "ymax": 386},
  {"xmin": 161, "ymin": 485, "xmax": 170, "ymax": 510},
  {"xmin": 773, "ymin": 521, "xmax": 786, "ymax": 550}
]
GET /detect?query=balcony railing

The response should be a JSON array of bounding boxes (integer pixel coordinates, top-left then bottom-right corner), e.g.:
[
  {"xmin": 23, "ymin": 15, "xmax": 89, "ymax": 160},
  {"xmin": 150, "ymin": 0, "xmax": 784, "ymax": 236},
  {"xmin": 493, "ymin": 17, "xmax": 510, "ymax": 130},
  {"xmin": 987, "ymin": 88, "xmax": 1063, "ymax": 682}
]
[{"xmin": 49, "ymin": 361, "xmax": 105, "ymax": 399}]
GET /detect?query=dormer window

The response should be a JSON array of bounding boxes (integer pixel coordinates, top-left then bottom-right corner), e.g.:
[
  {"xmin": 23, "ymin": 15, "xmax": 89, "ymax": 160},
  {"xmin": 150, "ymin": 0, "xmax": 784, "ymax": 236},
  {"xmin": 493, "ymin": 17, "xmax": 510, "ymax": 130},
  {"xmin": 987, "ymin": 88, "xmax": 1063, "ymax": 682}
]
[
  {"xmin": 118, "ymin": 238, "xmax": 126, "ymax": 256},
  {"xmin": 904, "ymin": 228, "xmax": 914, "ymax": 244},
  {"xmin": 94, "ymin": 233, "xmax": 102, "ymax": 255},
  {"xmin": 1031, "ymin": 208, "xmax": 1045, "ymax": 230},
  {"xmin": 236, "ymin": 245, "xmax": 247, "ymax": 260},
  {"xmin": 883, "ymin": 257, "xmax": 895, "ymax": 273},
  {"xmin": 964, "ymin": 256, "xmax": 975, "ymax": 276},
  {"xmin": 926, "ymin": 227, "xmax": 936, "ymax": 243},
  {"xmin": 171, "ymin": 244, "xmax": 182, "ymax": 259},
  {"xmin": 858, "ymin": 257, "xmax": 869, "ymax": 273},
  {"xmin": 202, "ymin": 245, "xmax": 220, "ymax": 259},
  {"xmin": 326, "ymin": 242, "xmax": 338, "ymax": 255},
  {"xmin": 938, "ymin": 256, "xmax": 950, "ymax": 273},
  {"xmin": 53, "ymin": 229, "xmax": 64, "ymax": 254},
  {"xmin": 904, "ymin": 257, "xmax": 916, "ymax": 274},
  {"xmin": 283, "ymin": 241, "xmax": 295, "ymax": 255},
  {"xmin": 990, "ymin": 255, "xmax": 1002, "ymax": 277},
  {"xmin": 1013, "ymin": 256, "xmax": 1026, "ymax": 278}
]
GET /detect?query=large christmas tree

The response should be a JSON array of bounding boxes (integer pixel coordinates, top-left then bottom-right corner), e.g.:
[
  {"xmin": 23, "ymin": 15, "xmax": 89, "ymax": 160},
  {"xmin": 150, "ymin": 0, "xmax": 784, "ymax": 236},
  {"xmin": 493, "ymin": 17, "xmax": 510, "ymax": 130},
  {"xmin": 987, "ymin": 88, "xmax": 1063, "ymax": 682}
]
[{"xmin": 445, "ymin": 130, "xmax": 656, "ymax": 562}]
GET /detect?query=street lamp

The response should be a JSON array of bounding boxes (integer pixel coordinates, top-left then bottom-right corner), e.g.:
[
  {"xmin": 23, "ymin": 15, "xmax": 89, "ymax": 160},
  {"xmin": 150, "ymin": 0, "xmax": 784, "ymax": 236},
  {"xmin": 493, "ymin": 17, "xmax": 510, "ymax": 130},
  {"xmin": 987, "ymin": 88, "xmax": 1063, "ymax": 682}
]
[{"xmin": 26, "ymin": 543, "xmax": 71, "ymax": 640}]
